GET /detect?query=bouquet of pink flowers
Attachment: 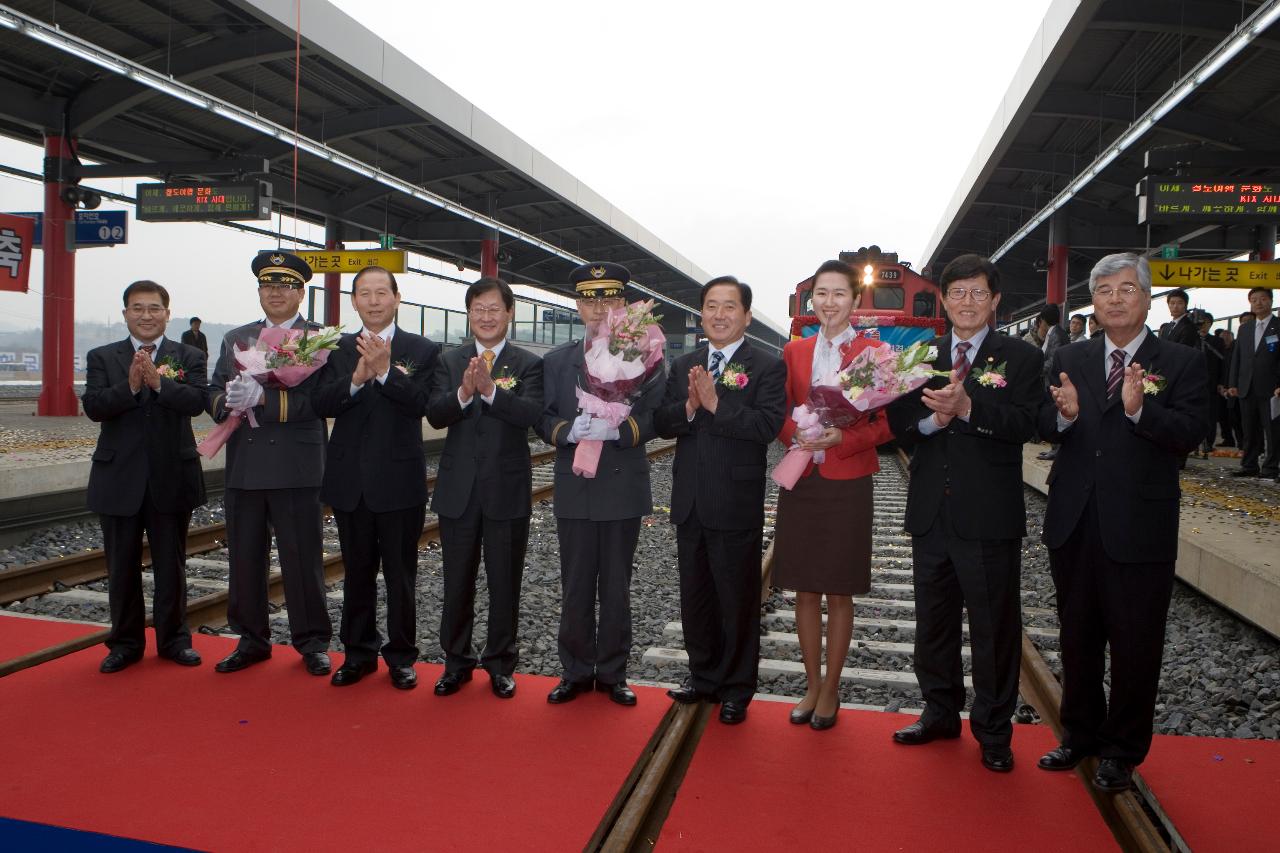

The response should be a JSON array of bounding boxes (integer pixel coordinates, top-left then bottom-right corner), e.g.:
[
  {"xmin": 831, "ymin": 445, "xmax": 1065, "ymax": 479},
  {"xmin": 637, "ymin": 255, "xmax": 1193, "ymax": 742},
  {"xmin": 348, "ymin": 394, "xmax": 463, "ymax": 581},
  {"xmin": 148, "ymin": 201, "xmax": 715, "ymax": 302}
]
[
  {"xmin": 772, "ymin": 338, "xmax": 944, "ymax": 489},
  {"xmin": 197, "ymin": 325, "xmax": 342, "ymax": 459},
  {"xmin": 573, "ymin": 300, "xmax": 666, "ymax": 477}
]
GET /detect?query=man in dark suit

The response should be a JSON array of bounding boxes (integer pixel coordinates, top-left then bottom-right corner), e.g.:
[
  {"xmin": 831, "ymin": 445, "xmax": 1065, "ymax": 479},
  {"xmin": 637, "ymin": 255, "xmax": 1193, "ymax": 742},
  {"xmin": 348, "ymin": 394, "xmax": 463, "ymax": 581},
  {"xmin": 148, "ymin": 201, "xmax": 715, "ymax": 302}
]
[
  {"xmin": 538, "ymin": 262, "xmax": 665, "ymax": 706},
  {"xmin": 654, "ymin": 276, "xmax": 786, "ymax": 725},
  {"xmin": 1039, "ymin": 253, "xmax": 1207, "ymax": 793},
  {"xmin": 886, "ymin": 254, "xmax": 1041, "ymax": 772},
  {"xmin": 1226, "ymin": 287, "xmax": 1280, "ymax": 479},
  {"xmin": 181, "ymin": 317, "xmax": 208, "ymax": 355},
  {"xmin": 1157, "ymin": 289, "xmax": 1201, "ymax": 349},
  {"xmin": 314, "ymin": 266, "xmax": 439, "ymax": 690},
  {"xmin": 426, "ymin": 277, "xmax": 543, "ymax": 699},
  {"xmin": 83, "ymin": 280, "xmax": 208, "ymax": 673},
  {"xmin": 207, "ymin": 252, "xmax": 333, "ymax": 676}
]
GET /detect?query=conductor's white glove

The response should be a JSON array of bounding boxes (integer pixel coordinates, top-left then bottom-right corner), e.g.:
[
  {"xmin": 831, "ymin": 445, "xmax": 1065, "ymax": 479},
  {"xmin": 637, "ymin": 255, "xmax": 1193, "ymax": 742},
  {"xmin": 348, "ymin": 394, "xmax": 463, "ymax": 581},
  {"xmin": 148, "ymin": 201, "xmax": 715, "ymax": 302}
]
[
  {"xmin": 226, "ymin": 376, "xmax": 264, "ymax": 410},
  {"xmin": 567, "ymin": 412, "xmax": 593, "ymax": 444},
  {"xmin": 582, "ymin": 419, "xmax": 620, "ymax": 442}
]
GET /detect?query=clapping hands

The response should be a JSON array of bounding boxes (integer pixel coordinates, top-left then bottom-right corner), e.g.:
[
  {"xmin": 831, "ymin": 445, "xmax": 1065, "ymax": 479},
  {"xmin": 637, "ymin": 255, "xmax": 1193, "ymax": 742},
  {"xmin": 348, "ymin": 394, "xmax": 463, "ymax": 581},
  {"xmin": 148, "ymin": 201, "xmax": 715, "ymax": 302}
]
[
  {"xmin": 353, "ymin": 332, "xmax": 391, "ymax": 386},
  {"xmin": 687, "ymin": 366, "xmax": 719, "ymax": 415},
  {"xmin": 1050, "ymin": 372, "xmax": 1079, "ymax": 420},
  {"xmin": 921, "ymin": 368, "xmax": 970, "ymax": 425}
]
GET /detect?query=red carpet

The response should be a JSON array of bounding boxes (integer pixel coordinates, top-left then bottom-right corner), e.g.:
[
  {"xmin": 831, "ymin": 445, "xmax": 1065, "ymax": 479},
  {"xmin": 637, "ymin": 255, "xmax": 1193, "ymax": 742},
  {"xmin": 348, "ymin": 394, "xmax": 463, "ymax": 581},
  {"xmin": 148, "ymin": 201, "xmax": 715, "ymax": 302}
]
[
  {"xmin": 0, "ymin": 631, "xmax": 667, "ymax": 851},
  {"xmin": 1141, "ymin": 733, "xmax": 1280, "ymax": 853},
  {"xmin": 660, "ymin": 701, "xmax": 1117, "ymax": 852},
  {"xmin": 0, "ymin": 611, "xmax": 102, "ymax": 664}
]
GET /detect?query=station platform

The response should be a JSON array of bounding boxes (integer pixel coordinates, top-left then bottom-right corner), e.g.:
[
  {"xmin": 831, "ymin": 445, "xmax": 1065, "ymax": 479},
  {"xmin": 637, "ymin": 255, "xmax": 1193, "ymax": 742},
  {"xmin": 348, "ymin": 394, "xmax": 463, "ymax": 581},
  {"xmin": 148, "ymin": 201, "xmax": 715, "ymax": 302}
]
[
  {"xmin": 2, "ymin": 613, "xmax": 1277, "ymax": 851},
  {"xmin": 0, "ymin": 400, "xmax": 447, "ymax": 503},
  {"xmin": 1023, "ymin": 444, "xmax": 1280, "ymax": 640}
]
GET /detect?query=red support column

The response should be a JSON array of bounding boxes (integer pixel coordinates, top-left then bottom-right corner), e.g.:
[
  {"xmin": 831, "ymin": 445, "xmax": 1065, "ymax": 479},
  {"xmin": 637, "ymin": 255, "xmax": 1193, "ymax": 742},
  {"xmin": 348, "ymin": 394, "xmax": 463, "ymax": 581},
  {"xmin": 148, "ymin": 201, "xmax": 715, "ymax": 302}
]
[
  {"xmin": 323, "ymin": 218, "xmax": 341, "ymax": 326},
  {"xmin": 480, "ymin": 236, "xmax": 498, "ymax": 279},
  {"xmin": 38, "ymin": 135, "xmax": 79, "ymax": 417},
  {"xmin": 1047, "ymin": 214, "xmax": 1068, "ymax": 309}
]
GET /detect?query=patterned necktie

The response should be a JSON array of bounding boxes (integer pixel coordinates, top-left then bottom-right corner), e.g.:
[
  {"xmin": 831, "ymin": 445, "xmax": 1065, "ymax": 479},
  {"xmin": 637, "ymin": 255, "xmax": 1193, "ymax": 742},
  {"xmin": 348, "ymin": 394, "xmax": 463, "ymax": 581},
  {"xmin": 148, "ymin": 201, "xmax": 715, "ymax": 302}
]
[
  {"xmin": 139, "ymin": 344, "xmax": 156, "ymax": 360},
  {"xmin": 953, "ymin": 341, "xmax": 972, "ymax": 380},
  {"xmin": 482, "ymin": 350, "xmax": 495, "ymax": 374},
  {"xmin": 1106, "ymin": 349, "xmax": 1126, "ymax": 398},
  {"xmin": 709, "ymin": 350, "xmax": 724, "ymax": 379}
]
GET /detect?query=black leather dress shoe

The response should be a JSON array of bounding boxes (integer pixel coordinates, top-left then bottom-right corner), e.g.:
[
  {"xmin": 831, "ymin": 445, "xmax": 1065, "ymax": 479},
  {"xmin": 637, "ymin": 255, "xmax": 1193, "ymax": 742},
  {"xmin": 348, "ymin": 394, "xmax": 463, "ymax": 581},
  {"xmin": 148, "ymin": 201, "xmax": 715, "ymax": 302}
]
[
  {"xmin": 434, "ymin": 669, "xmax": 473, "ymax": 696},
  {"xmin": 163, "ymin": 648, "xmax": 202, "ymax": 667},
  {"xmin": 981, "ymin": 746, "xmax": 1015, "ymax": 772},
  {"xmin": 892, "ymin": 719, "xmax": 961, "ymax": 745},
  {"xmin": 598, "ymin": 681, "xmax": 637, "ymax": 706},
  {"xmin": 303, "ymin": 652, "xmax": 331, "ymax": 676},
  {"xmin": 99, "ymin": 651, "xmax": 142, "ymax": 674},
  {"xmin": 214, "ymin": 649, "xmax": 270, "ymax": 673},
  {"xmin": 1231, "ymin": 469, "xmax": 1262, "ymax": 477},
  {"xmin": 330, "ymin": 659, "xmax": 377, "ymax": 686},
  {"xmin": 490, "ymin": 674, "xmax": 517, "ymax": 699},
  {"xmin": 389, "ymin": 665, "xmax": 417, "ymax": 690},
  {"xmin": 547, "ymin": 679, "xmax": 591, "ymax": 704},
  {"xmin": 1093, "ymin": 758, "xmax": 1134, "ymax": 792},
  {"xmin": 1038, "ymin": 744, "xmax": 1089, "ymax": 771},
  {"xmin": 667, "ymin": 682, "xmax": 713, "ymax": 704},
  {"xmin": 719, "ymin": 700, "xmax": 748, "ymax": 725}
]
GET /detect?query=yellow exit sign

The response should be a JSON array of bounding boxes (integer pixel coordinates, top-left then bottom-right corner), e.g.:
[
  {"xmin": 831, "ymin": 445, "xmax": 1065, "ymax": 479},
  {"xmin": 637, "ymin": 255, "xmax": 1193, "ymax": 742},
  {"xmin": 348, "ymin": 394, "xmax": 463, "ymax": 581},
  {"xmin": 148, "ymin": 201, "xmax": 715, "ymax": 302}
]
[
  {"xmin": 1150, "ymin": 260, "xmax": 1280, "ymax": 288},
  {"xmin": 298, "ymin": 249, "xmax": 406, "ymax": 274}
]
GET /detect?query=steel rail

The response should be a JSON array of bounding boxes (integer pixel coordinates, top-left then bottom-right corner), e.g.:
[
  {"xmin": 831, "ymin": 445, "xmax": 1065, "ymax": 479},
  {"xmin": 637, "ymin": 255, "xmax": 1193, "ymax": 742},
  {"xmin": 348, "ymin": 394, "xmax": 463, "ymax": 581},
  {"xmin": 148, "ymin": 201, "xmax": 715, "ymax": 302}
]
[
  {"xmin": 0, "ymin": 448, "xmax": 562, "ymax": 606},
  {"xmin": 0, "ymin": 444, "xmax": 673, "ymax": 679}
]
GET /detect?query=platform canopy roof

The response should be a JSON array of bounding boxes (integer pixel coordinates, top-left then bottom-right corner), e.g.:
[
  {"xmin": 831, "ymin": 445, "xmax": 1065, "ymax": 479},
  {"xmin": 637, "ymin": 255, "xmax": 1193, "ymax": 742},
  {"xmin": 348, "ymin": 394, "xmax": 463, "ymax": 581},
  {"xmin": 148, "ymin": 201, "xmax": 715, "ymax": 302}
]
[
  {"xmin": 0, "ymin": 0, "xmax": 787, "ymax": 347},
  {"xmin": 920, "ymin": 0, "xmax": 1280, "ymax": 320}
]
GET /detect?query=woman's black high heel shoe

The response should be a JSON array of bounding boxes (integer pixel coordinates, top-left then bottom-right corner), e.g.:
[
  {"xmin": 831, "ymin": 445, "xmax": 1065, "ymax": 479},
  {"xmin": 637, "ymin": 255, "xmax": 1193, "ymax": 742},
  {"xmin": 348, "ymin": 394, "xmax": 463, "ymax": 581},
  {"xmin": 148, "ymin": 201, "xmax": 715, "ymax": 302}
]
[
  {"xmin": 810, "ymin": 706, "xmax": 839, "ymax": 731},
  {"xmin": 790, "ymin": 705, "xmax": 815, "ymax": 725}
]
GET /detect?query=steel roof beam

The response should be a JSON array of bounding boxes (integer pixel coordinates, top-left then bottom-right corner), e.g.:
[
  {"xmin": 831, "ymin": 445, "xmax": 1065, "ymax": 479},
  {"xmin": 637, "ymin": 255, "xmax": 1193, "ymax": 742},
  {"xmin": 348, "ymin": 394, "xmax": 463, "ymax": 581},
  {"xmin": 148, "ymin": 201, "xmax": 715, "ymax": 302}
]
[{"xmin": 1034, "ymin": 89, "xmax": 1255, "ymax": 147}]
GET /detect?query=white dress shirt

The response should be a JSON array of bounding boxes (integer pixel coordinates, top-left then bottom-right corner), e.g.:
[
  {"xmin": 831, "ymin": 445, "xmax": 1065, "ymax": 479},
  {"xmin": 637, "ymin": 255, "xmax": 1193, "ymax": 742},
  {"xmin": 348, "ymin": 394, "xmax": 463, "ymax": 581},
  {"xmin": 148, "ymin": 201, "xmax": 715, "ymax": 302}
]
[
  {"xmin": 811, "ymin": 326, "xmax": 856, "ymax": 385},
  {"xmin": 459, "ymin": 337, "xmax": 508, "ymax": 407},
  {"xmin": 350, "ymin": 323, "xmax": 397, "ymax": 396},
  {"xmin": 265, "ymin": 313, "xmax": 304, "ymax": 329}
]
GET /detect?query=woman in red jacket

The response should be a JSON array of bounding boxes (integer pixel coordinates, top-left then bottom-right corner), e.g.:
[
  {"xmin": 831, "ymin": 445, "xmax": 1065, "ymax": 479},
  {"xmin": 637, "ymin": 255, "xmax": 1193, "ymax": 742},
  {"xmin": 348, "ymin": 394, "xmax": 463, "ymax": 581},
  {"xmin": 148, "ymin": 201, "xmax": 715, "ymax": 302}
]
[{"xmin": 774, "ymin": 259, "xmax": 892, "ymax": 730}]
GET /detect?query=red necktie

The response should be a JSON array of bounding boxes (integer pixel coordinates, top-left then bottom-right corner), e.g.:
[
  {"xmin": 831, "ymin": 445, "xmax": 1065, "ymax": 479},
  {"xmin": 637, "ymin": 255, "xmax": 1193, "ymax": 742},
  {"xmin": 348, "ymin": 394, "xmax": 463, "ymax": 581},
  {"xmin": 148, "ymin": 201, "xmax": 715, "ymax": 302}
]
[{"xmin": 953, "ymin": 341, "xmax": 972, "ymax": 380}]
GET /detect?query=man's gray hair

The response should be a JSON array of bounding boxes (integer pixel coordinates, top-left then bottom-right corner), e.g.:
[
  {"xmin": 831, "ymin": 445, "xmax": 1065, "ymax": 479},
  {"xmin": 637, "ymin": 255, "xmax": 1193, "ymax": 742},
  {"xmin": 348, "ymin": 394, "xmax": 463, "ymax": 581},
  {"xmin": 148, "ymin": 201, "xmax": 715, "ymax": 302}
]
[{"xmin": 1089, "ymin": 253, "xmax": 1151, "ymax": 294}]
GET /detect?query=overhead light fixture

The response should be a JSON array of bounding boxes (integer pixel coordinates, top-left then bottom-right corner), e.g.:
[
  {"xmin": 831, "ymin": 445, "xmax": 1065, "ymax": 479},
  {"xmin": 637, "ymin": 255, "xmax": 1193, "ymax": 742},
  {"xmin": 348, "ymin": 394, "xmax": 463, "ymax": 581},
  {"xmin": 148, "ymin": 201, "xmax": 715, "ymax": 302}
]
[
  {"xmin": 0, "ymin": 11, "xmax": 19, "ymax": 29},
  {"xmin": 25, "ymin": 27, "xmax": 127, "ymax": 73},
  {"xmin": 1195, "ymin": 32, "xmax": 1251, "ymax": 84},
  {"xmin": 1117, "ymin": 118, "xmax": 1153, "ymax": 152},
  {"xmin": 1254, "ymin": 3, "xmax": 1280, "ymax": 33}
]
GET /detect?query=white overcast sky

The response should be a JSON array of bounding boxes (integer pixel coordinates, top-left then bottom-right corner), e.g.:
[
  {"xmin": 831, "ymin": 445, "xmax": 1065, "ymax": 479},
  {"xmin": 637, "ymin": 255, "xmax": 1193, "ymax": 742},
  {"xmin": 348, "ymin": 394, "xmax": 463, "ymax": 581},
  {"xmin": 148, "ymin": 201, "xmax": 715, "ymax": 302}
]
[{"xmin": 0, "ymin": 0, "xmax": 1254, "ymax": 335}]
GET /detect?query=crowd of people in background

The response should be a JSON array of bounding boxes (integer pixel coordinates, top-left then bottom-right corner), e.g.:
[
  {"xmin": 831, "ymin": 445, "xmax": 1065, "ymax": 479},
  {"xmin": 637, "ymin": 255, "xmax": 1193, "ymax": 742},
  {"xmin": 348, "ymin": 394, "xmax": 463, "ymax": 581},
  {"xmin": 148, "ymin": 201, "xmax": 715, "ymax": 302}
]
[{"xmin": 84, "ymin": 246, "xmax": 1277, "ymax": 798}]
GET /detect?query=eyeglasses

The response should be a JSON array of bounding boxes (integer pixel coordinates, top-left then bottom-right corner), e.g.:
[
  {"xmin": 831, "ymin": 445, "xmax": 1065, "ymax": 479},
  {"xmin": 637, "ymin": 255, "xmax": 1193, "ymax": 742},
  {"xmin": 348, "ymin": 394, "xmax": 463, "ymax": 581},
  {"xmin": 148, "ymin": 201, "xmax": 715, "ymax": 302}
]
[
  {"xmin": 468, "ymin": 305, "xmax": 508, "ymax": 317},
  {"xmin": 1093, "ymin": 284, "xmax": 1142, "ymax": 298},
  {"xmin": 945, "ymin": 288, "xmax": 992, "ymax": 302},
  {"xmin": 258, "ymin": 283, "xmax": 302, "ymax": 292},
  {"xmin": 582, "ymin": 297, "xmax": 625, "ymax": 307},
  {"xmin": 126, "ymin": 305, "xmax": 167, "ymax": 316}
]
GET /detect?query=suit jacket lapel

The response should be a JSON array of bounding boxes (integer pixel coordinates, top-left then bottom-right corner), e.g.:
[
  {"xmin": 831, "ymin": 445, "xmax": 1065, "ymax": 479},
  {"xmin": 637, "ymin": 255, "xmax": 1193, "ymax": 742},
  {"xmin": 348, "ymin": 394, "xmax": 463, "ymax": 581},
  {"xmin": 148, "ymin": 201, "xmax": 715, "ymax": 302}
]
[
  {"xmin": 1132, "ymin": 332, "xmax": 1160, "ymax": 376},
  {"xmin": 964, "ymin": 331, "xmax": 1000, "ymax": 387},
  {"xmin": 716, "ymin": 340, "xmax": 753, "ymax": 398},
  {"xmin": 1082, "ymin": 335, "xmax": 1110, "ymax": 411},
  {"xmin": 934, "ymin": 334, "xmax": 953, "ymax": 372}
]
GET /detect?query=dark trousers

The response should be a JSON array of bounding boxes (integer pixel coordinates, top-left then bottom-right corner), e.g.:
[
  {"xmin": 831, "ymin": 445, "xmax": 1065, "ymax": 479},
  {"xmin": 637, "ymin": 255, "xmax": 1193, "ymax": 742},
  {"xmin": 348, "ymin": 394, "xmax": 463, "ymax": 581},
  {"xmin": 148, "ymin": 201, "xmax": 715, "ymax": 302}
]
[
  {"xmin": 1220, "ymin": 395, "xmax": 1242, "ymax": 446},
  {"xmin": 1201, "ymin": 389, "xmax": 1221, "ymax": 453},
  {"xmin": 438, "ymin": 486, "xmax": 528, "ymax": 676},
  {"xmin": 224, "ymin": 486, "xmax": 331, "ymax": 656},
  {"xmin": 100, "ymin": 496, "xmax": 192, "ymax": 657},
  {"xmin": 1239, "ymin": 393, "xmax": 1279, "ymax": 475},
  {"xmin": 333, "ymin": 500, "xmax": 424, "ymax": 667},
  {"xmin": 555, "ymin": 516, "xmax": 641, "ymax": 684},
  {"xmin": 1049, "ymin": 495, "xmax": 1175, "ymax": 765},
  {"xmin": 910, "ymin": 504, "xmax": 1022, "ymax": 746},
  {"xmin": 676, "ymin": 510, "xmax": 762, "ymax": 704}
]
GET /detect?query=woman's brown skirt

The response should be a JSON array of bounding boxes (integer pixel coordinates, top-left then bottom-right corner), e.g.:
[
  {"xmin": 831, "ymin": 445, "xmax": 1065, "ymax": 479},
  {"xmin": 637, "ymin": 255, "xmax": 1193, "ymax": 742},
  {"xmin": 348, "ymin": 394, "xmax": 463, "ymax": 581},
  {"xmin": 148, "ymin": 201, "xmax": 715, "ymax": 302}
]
[{"xmin": 772, "ymin": 470, "xmax": 873, "ymax": 596}]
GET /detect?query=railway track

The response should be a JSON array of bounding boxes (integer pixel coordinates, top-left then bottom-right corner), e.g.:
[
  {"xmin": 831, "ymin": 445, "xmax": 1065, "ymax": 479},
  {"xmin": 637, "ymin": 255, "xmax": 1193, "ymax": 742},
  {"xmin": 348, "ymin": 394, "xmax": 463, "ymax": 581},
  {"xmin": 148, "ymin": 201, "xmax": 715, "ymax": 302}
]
[
  {"xmin": 591, "ymin": 451, "xmax": 1172, "ymax": 853},
  {"xmin": 0, "ymin": 444, "xmax": 676, "ymax": 678}
]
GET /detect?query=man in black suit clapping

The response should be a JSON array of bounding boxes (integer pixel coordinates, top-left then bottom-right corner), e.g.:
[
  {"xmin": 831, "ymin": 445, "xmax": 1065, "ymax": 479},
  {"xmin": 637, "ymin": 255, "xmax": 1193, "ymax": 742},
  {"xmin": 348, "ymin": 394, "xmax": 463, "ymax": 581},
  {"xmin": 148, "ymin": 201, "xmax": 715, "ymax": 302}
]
[
  {"xmin": 655, "ymin": 276, "xmax": 786, "ymax": 725},
  {"xmin": 1039, "ymin": 253, "xmax": 1207, "ymax": 793},
  {"xmin": 315, "ymin": 267, "xmax": 440, "ymax": 689},
  {"xmin": 427, "ymin": 277, "xmax": 544, "ymax": 699},
  {"xmin": 887, "ymin": 255, "xmax": 1042, "ymax": 772},
  {"xmin": 84, "ymin": 281, "xmax": 208, "ymax": 673}
]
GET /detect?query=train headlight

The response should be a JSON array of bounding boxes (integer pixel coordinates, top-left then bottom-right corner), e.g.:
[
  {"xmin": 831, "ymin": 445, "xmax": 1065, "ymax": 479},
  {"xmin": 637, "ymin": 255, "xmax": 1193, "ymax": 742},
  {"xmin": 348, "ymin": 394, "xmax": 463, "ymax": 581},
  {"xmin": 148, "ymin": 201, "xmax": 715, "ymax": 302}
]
[{"xmin": 863, "ymin": 264, "xmax": 874, "ymax": 286}]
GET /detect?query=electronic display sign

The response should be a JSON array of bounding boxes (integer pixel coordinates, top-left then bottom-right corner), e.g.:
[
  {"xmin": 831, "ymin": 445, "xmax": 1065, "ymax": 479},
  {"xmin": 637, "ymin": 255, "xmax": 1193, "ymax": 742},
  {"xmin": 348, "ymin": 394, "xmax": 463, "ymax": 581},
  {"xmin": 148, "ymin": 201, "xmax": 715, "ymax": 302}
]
[
  {"xmin": 135, "ymin": 182, "xmax": 272, "ymax": 222},
  {"xmin": 1139, "ymin": 179, "xmax": 1280, "ymax": 224}
]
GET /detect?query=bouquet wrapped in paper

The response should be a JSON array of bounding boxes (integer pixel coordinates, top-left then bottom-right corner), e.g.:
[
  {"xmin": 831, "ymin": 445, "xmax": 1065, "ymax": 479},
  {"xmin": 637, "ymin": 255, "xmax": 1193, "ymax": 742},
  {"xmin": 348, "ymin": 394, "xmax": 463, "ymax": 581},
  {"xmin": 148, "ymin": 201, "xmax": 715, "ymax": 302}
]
[
  {"xmin": 573, "ymin": 300, "xmax": 666, "ymax": 477},
  {"xmin": 197, "ymin": 325, "xmax": 342, "ymax": 459},
  {"xmin": 772, "ymin": 338, "xmax": 944, "ymax": 489}
]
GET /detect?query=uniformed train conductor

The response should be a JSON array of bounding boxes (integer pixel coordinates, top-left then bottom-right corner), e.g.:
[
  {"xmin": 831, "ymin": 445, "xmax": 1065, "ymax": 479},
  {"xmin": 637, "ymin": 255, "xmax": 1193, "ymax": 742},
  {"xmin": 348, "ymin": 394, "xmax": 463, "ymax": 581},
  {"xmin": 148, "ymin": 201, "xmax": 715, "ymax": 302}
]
[
  {"xmin": 538, "ymin": 262, "xmax": 665, "ymax": 706},
  {"xmin": 207, "ymin": 252, "xmax": 333, "ymax": 676}
]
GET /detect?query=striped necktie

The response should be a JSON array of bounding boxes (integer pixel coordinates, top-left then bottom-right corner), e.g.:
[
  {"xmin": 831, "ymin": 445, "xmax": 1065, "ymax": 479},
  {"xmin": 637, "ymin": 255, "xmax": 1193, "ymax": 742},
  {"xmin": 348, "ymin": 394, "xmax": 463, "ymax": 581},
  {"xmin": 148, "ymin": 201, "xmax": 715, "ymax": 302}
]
[
  {"xmin": 139, "ymin": 344, "xmax": 156, "ymax": 360},
  {"xmin": 709, "ymin": 350, "xmax": 724, "ymax": 379},
  {"xmin": 1106, "ymin": 349, "xmax": 1126, "ymax": 398},
  {"xmin": 953, "ymin": 341, "xmax": 972, "ymax": 380}
]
